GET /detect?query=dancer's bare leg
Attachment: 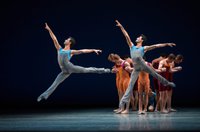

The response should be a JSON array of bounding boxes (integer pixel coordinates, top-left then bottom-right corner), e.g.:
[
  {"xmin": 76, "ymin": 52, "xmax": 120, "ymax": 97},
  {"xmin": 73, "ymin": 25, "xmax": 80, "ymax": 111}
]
[
  {"xmin": 138, "ymin": 93, "xmax": 144, "ymax": 114},
  {"xmin": 167, "ymin": 89, "xmax": 176, "ymax": 112},
  {"xmin": 133, "ymin": 90, "xmax": 138, "ymax": 111},
  {"xmin": 160, "ymin": 91, "xmax": 168, "ymax": 114},
  {"xmin": 144, "ymin": 93, "xmax": 149, "ymax": 113},
  {"xmin": 155, "ymin": 89, "xmax": 160, "ymax": 111}
]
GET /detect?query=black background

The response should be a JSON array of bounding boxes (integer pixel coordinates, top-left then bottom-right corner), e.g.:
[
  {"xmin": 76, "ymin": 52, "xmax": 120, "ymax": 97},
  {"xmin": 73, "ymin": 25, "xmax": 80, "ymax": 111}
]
[{"xmin": 0, "ymin": 0, "xmax": 199, "ymax": 109}]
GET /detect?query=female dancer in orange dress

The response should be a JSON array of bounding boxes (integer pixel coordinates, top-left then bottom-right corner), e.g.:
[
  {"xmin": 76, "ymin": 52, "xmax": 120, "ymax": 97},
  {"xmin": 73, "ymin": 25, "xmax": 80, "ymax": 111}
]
[{"xmin": 108, "ymin": 53, "xmax": 135, "ymax": 114}]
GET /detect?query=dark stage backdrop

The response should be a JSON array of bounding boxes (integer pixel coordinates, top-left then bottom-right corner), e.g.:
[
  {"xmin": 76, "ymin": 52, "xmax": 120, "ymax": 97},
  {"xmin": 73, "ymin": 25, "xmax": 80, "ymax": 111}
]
[{"xmin": 0, "ymin": 0, "xmax": 199, "ymax": 108}]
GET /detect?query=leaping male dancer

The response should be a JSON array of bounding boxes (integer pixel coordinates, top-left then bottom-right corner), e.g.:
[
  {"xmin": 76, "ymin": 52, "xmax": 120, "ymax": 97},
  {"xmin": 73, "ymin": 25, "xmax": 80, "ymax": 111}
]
[
  {"xmin": 37, "ymin": 23, "xmax": 111, "ymax": 102},
  {"xmin": 115, "ymin": 20, "xmax": 176, "ymax": 114}
]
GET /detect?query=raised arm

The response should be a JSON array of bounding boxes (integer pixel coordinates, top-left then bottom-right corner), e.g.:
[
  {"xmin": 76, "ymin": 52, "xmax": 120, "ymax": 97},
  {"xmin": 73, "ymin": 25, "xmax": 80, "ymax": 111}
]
[
  {"xmin": 45, "ymin": 23, "xmax": 61, "ymax": 50},
  {"xmin": 144, "ymin": 43, "xmax": 176, "ymax": 52},
  {"xmin": 71, "ymin": 49, "xmax": 102, "ymax": 55},
  {"xmin": 115, "ymin": 20, "xmax": 133, "ymax": 48}
]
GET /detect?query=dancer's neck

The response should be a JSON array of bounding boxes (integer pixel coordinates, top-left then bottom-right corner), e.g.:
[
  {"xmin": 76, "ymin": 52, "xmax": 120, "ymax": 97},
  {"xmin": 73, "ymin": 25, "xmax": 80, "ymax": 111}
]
[
  {"xmin": 64, "ymin": 45, "xmax": 70, "ymax": 50},
  {"xmin": 136, "ymin": 42, "xmax": 142, "ymax": 47}
]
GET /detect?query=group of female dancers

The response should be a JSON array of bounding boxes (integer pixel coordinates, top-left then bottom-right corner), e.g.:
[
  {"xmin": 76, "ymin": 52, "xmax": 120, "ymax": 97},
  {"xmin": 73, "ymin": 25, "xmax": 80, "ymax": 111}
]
[{"xmin": 37, "ymin": 20, "xmax": 183, "ymax": 114}]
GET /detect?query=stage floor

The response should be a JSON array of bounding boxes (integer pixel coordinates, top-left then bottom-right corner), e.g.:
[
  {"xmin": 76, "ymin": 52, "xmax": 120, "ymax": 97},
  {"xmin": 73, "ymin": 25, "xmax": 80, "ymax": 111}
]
[{"xmin": 0, "ymin": 107, "xmax": 200, "ymax": 131}]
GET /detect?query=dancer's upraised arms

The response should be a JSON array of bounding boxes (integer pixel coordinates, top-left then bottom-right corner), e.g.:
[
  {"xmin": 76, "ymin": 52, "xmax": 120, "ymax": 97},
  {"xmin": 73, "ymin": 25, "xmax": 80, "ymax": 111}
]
[
  {"xmin": 45, "ymin": 23, "xmax": 61, "ymax": 51},
  {"xmin": 115, "ymin": 20, "xmax": 133, "ymax": 48},
  {"xmin": 71, "ymin": 49, "xmax": 102, "ymax": 55},
  {"xmin": 144, "ymin": 43, "xmax": 176, "ymax": 52}
]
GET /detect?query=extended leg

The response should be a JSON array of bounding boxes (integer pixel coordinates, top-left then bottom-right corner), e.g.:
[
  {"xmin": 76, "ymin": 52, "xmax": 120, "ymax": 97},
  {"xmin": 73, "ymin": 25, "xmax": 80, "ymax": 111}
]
[
  {"xmin": 37, "ymin": 72, "xmax": 70, "ymax": 102},
  {"xmin": 70, "ymin": 64, "xmax": 110, "ymax": 74},
  {"xmin": 141, "ymin": 61, "xmax": 175, "ymax": 87},
  {"xmin": 133, "ymin": 90, "xmax": 138, "ymax": 111}
]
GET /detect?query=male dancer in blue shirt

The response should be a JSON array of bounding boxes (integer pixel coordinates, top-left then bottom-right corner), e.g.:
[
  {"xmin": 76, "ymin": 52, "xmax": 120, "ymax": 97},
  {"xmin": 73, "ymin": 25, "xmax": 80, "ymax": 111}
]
[
  {"xmin": 115, "ymin": 20, "xmax": 176, "ymax": 114},
  {"xmin": 37, "ymin": 23, "xmax": 111, "ymax": 102}
]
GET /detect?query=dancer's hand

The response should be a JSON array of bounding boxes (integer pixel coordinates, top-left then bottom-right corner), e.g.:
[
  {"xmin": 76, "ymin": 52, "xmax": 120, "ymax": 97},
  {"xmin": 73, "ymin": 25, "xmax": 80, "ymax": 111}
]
[
  {"xmin": 115, "ymin": 20, "xmax": 122, "ymax": 27},
  {"xmin": 45, "ymin": 23, "xmax": 50, "ymax": 30},
  {"xmin": 167, "ymin": 43, "xmax": 176, "ymax": 47},
  {"xmin": 93, "ymin": 49, "xmax": 102, "ymax": 55},
  {"xmin": 161, "ymin": 68, "xmax": 166, "ymax": 72},
  {"xmin": 111, "ymin": 67, "xmax": 118, "ymax": 73}
]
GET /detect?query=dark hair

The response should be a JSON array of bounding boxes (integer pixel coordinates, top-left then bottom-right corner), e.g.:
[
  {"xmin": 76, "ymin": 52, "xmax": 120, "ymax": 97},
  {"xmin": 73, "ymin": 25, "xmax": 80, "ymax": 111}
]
[
  {"xmin": 140, "ymin": 34, "xmax": 147, "ymax": 43},
  {"xmin": 176, "ymin": 54, "xmax": 183, "ymax": 60},
  {"xmin": 160, "ymin": 53, "xmax": 167, "ymax": 58},
  {"xmin": 69, "ymin": 37, "xmax": 76, "ymax": 47},
  {"xmin": 168, "ymin": 53, "xmax": 175, "ymax": 60}
]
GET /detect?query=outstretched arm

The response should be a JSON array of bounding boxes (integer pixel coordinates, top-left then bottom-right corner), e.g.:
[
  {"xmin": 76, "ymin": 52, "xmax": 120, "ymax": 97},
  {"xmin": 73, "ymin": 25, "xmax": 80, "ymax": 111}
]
[
  {"xmin": 170, "ymin": 66, "xmax": 182, "ymax": 73},
  {"xmin": 144, "ymin": 43, "xmax": 176, "ymax": 52},
  {"xmin": 170, "ymin": 62, "xmax": 182, "ymax": 73},
  {"xmin": 45, "ymin": 23, "xmax": 61, "ymax": 50},
  {"xmin": 115, "ymin": 20, "xmax": 133, "ymax": 48},
  {"xmin": 71, "ymin": 49, "xmax": 102, "ymax": 55}
]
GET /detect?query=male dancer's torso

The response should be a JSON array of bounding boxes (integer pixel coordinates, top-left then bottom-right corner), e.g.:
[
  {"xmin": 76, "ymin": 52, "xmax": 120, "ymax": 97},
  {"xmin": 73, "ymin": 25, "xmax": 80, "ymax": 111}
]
[
  {"xmin": 57, "ymin": 48, "xmax": 72, "ymax": 72},
  {"xmin": 130, "ymin": 45, "xmax": 145, "ymax": 69}
]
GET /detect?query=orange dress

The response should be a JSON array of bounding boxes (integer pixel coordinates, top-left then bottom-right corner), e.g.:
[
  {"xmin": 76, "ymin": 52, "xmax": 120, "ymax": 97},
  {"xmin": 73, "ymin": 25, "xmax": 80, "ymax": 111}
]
[
  {"xmin": 118, "ymin": 61, "xmax": 131, "ymax": 94},
  {"xmin": 138, "ymin": 62, "xmax": 150, "ymax": 94},
  {"xmin": 138, "ymin": 71, "xmax": 150, "ymax": 94}
]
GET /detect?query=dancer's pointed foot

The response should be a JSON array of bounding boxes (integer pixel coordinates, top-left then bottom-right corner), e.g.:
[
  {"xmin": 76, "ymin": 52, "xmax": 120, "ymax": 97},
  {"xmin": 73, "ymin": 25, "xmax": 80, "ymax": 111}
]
[
  {"xmin": 37, "ymin": 95, "xmax": 43, "ymax": 102},
  {"xmin": 168, "ymin": 82, "xmax": 176, "ymax": 87},
  {"xmin": 105, "ymin": 68, "xmax": 111, "ymax": 73},
  {"xmin": 37, "ymin": 93, "xmax": 48, "ymax": 102}
]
